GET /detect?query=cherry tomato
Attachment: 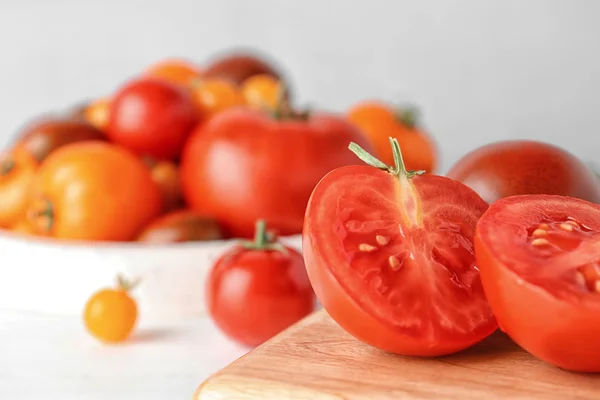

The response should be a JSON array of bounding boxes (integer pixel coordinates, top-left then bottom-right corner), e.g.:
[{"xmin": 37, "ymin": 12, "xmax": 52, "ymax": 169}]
[
  {"xmin": 136, "ymin": 209, "xmax": 225, "ymax": 243},
  {"xmin": 0, "ymin": 147, "xmax": 37, "ymax": 228},
  {"xmin": 191, "ymin": 79, "xmax": 245, "ymax": 119},
  {"xmin": 83, "ymin": 275, "xmax": 138, "ymax": 343},
  {"xmin": 107, "ymin": 78, "xmax": 198, "ymax": 160},
  {"xmin": 180, "ymin": 106, "xmax": 374, "ymax": 238},
  {"xmin": 447, "ymin": 140, "xmax": 600, "ymax": 204},
  {"xmin": 144, "ymin": 58, "xmax": 202, "ymax": 87},
  {"xmin": 26, "ymin": 141, "xmax": 162, "ymax": 241},
  {"xmin": 203, "ymin": 51, "xmax": 283, "ymax": 86},
  {"xmin": 84, "ymin": 97, "xmax": 111, "ymax": 131},
  {"xmin": 303, "ymin": 139, "xmax": 496, "ymax": 356},
  {"xmin": 207, "ymin": 220, "xmax": 314, "ymax": 347},
  {"xmin": 240, "ymin": 74, "xmax": 282, "ymax": 111},
  {"xmin": 13, "ymin": 116, "xmax": 105, "ymax": 163},
  {"xmin": 10, "ymin": 219, "xmax": 37, "ymax": 236},
  {"xmin": 144, "ymin": 157, "xmax": 184, "ymax": 212},
  {"xmin": 475, "ymin": 195, "xmax": 600, "ymax": 372},
  {"xmin": 347, "ymin": 101, "xmax": 437, "ymax": 173}
]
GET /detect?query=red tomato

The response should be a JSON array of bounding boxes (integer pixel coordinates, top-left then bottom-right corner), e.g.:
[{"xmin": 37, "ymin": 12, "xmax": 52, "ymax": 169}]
[
  {"xmin": 207, "ymin": 220, "xmax": 314, "ymax": 347},
  {"xmin": 475, "ymin": 194, "xmax": 600, "ymax": 372},
  {"xmin": 447, "ymin": 140, "xmax": 600, "ymax": 204},
  {"xmin": 303, "ymin": 138, "xmax": 497, "ymax": 356},
  {"xmin": 107, "ymin": 78, "xmax": 198, "ymax": 160},
  {"xmin": 180, "ymin": 107, "xmax": 374, "ymax": 238}
]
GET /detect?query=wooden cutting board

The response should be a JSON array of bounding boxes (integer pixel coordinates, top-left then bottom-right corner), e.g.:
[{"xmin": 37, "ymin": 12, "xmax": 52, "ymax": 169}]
[{"xmin": 195, "ymin": 309, "xmax": 600, "ymax": 399}]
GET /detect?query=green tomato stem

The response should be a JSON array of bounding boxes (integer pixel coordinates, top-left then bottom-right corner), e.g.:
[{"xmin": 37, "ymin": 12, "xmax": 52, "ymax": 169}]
[
  {"xmin": 240, "ymin": 219, "xmax": 289, "ymax": 255},
  {"xmin": 348, "ymin": 137, "xmax": 426, "ymax": 179}
]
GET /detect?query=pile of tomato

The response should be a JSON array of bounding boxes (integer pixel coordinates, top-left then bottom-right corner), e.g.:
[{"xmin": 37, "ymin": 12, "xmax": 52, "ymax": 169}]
[{"xmin": 3, "ymin": 50, "xmax": 599, "ymax": 373}]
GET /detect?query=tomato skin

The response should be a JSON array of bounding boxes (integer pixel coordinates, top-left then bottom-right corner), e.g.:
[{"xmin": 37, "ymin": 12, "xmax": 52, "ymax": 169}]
[
  {"xmin": 145, "ymin": 158, "xmax": 184, "ymax": 212},
  {"xmin": 107, "ymin": 78, "xmax": 198, "ymax": 160},
  {"xmin": 26, "ymin": 141, "xmax": 162, "ymax": 241},
  {"xmin": 347, "ymin": 101, "xmax": 437, "ymax": 173},
  {"xmin": 180, "ymin": 108, "xmax": 374, "ymax": 238},
  {"xmin": 84, "ymin": 97, "xmax": 111, "ymax": 132},
  {"xmin": 475, "ymin": 195, "xmax": 600, "ymax": 372},
  {"xmin": 144, "ymin": 58, "xmax": 202, "ymax": 87},
  {"xmin": 203, "ymin": 52, "xmax": 282, "ymax": 86},
  {"xmin": 191, "ymin": 79, "xmax": 245, "ymax": 119},
  {"xmin": 447, "ymin": 140, "xmax": 600, "ymax": 204},
  {"xmin": 0, "ymin": 148, "xmax": 37, "ymax": 228},
  {"xmin": 136, "ymin": 209, "xmax": 225, "ymax": 243},
  {"xmin": 303, "ymin": 164, "xmax": 497, "ymax": 356},
  {"xmin": 14, "ymin": 117, "xmax": 105, "ymax": 163},
  {"xmin": 207, "ymin": 243, "xmax": 314, "ymax": 347},
  {"xmin": 241, "ymin": 74, "xmax": 281, "ymax": 111}
]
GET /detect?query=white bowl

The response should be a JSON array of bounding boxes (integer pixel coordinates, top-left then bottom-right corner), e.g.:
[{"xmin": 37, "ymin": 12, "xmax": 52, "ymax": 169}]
[{"xmin": 0, "ymin": 230, "xmax": 303, "ymax": 321}]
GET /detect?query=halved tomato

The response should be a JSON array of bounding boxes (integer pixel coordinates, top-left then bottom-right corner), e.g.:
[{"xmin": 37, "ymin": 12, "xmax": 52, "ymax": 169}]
[
  {"xmin": 475, "ymin": 195, "xmax": 600, "ymax": 372},
  {"xmin": 303, "ymin": 139, "xmax": 497, "ymax": 356}
]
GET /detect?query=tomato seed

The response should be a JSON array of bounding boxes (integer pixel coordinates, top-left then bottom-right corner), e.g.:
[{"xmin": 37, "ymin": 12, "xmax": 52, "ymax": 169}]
[
  {"xmin": 575, "ymin": 271, "xmax": 586, "ymax": 286},
  {"xmin": 532, "ymin": 228, "xmax": 548, "ymax": 237},
  {"xmin": 565, "ymin": 220, "xmax": 580, "ymax": 227},
  {"xmin": 531, "ymin": 238, "xmax": 550, "ymax": 246},
  {"xmin": 388, "ymin": 255, "xmax": 401, "ymax": 271},
  {"xmin": 559, "ymin": 223, "xmax": 575, "ymax": 232},
  {"xmin": 538, "ymin": 223, "xmax": 550, "ymax": 230},
  {"xmin": 376, "ymin": 235, "xmax": 390, "ymax": 246},
  {"xmin": 359, "ymin": 243, "xmax": 377, "ymax": 252}
]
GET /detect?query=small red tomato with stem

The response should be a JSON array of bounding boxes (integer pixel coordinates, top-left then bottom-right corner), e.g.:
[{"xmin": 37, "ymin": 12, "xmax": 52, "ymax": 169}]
[
  {"xmin": 303, "ymin": 138, "xmax": 496, "ymax": 356},
  {"xmin": 107, "ymin": 78, "xmax": 198, "ymax": 160},
  {"xmin": 83, "ymin": 275, "xmax": 139, "ymax": 344},
  {"xmin": 207, "ymin": 220, "xmax": 315, "ymax": 347}
]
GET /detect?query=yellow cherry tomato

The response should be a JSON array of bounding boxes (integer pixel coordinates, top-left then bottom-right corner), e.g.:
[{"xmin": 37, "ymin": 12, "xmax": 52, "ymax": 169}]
[
  {"xmin": 83, "ymin": 276, "xmax": 139, "ymax": 344},
  {"xmin": 241, "ymin": 74, "xmax": 282, "ymax": 111}
]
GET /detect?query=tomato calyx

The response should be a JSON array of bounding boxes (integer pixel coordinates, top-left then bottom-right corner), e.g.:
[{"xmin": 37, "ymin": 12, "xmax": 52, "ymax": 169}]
[
  {"xmin": 0, "ymin": 158, "xmax": 15, "ymax": 176},
  {"xmin": 270, "ymin": 85, "xmax": 309, "ymax": 122},
  {"xmin": 240, "ymin": 220, "xmax": 288, "ymax": 254},
  {"xmin": 349, "ymin": 137, "xmax": 426, "ymax": 179},
  {"xmin": 116, "ymin": 274, "xmax": 140, "ymax": 293},
  {"xmin": 28, "ymin": 197, "xmax": 54, "ymax": 233},
  {"xmin": 395, "ymin": 106, "xmax": 420, "ymax": 130}
]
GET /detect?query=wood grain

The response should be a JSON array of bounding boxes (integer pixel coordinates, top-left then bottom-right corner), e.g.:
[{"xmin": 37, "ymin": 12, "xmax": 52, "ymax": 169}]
[{"xmin": 195, "ymin": 309, "xmax": 600, "ymax": 400}]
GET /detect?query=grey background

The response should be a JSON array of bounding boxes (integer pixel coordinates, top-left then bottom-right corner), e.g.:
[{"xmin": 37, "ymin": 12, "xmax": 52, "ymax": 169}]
[{"xmin": 0, "ymin": 0, "xmax": 598, "ymax": 173}]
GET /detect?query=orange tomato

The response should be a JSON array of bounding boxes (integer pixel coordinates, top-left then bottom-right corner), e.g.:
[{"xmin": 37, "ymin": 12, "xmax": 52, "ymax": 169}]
[
  {"xmin": 346, "ymin": 101, "xmax": 437, "ymax": 173},
  {"xmin": 83, "ymin": 275, "xmax": 138, "ymax": 343},
  {"xmin": 0, "ymin": 147, "xmax": 37, "ymax": 228},
  {"xmin": 84, "ymin": 97, "xmax": 111, "ymax": 131},
  {"xmin": 144, "ymin": 157, "xmax": 183, "ymax": 212},
  {"xmin": 26, "ymin": 141, "xmax": 162, "ymax": 241},
  {"xmin": 191, "ymin": 79, "xmax": 245, "ymax": 119},
  {"xmin": 144, "ymin": 58, "xmax": 202, "ymax": 87},
  {"xmin": 240, "ymin": 74, "xmax": 282, "ymax": 111}
]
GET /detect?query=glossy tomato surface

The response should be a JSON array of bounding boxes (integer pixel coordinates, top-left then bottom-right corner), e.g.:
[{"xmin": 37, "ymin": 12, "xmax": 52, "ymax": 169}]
[
  {"xmin": 303, "ymin": 159, "xmax": 497, "ymax": 356},
  {"xmin": 180, "ymin": 108, "xmax": 374, "ymax": 238},
  {"xmin": 207, "ymin": 224, "xmax": 314, "ymax": 347},
  {"xmin": 136, "ymin": 209, "xmax": 225, "ymax": 243},
  {"xmin": 26, "ymin": 141, "xmax": 162, "ymax": 241},
  {"xmin": 475, "ymin": 195, "xmax": 600, "ymax": 372},
  {"xmin": 447, "ymin": 140, "xmax": 600, "ymax": 204},
  {"xmin": 107, "ymin": 78, "xmax": 198, "ymax": 160},
  {"xmin": 14, "ymin": 117, "xmax": 105, "ymax": 163}
]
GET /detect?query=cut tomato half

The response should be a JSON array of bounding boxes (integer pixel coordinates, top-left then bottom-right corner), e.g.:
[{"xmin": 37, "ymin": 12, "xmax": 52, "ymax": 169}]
[
  {"xmin": 475, "ymin": 194, "xmax": 600, "ymax": 372},
  {"xmin": 303, "ymin": 139, "xmax": 497, "ymax": 356}
]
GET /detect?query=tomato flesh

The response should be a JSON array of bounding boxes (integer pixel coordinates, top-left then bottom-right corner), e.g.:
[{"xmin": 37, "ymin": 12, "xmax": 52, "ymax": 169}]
[
  {"xmin": 475, "ymin": 195, "xmax": 600, "ymax": 372},
  {"xmin": 304, "ymin": 165, "xmax": 497, "ymax": 356}
]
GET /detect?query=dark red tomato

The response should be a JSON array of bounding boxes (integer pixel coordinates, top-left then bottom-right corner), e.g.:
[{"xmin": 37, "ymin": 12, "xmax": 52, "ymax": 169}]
[
  {"xmin": 475, "ymin": 194, "xmax": 600, "ymax": 372},
  {"xmin": 180, "ymin": 107, "xmax": 374, "ymax": 238},
  {"xmin": 203, "ymin": 51, "xmax": 283, "ymax": 86},
  {"xmin": 447, "ymin": 140, "xmax": 600, "ymax": 204},
  {"xmin": 207, "ymin": 220, "xmax": 314, "ymax": 347},
  {"xmin": 107, "ymin": 78, "xmax": 198, "ymax": 160},
  {"xmin": 136, "ymin": 209, "xmax": 225, "ymax": 243},
  {"xmin": 13, "ymin": 117, "xmax": 105, "ymax": 163},
  {"xmin": 303, "ymin": 139, "xmax": 497, "ymax": 356}
]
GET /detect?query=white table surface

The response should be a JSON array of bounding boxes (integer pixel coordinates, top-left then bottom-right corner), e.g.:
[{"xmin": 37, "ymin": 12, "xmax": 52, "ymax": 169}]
[{"xmin": 0, "ymin": 310, "xmax": 249, "ymax": 400}]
